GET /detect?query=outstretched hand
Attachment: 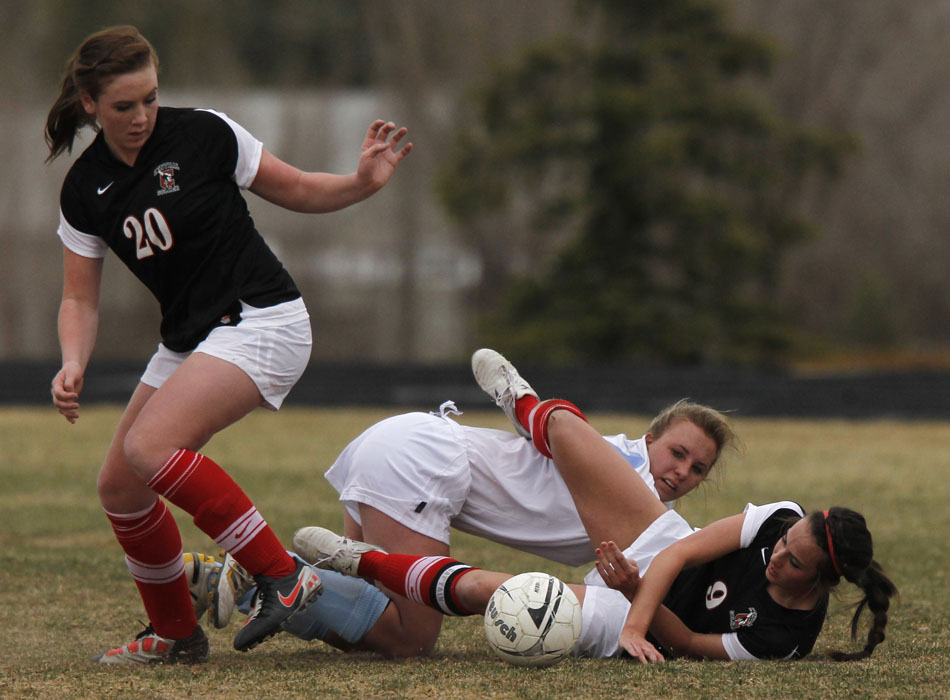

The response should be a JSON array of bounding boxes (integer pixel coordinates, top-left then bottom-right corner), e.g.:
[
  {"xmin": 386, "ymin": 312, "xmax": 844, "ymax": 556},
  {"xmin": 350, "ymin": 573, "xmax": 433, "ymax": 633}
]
[
  {"xmin": 356, "ymin": 120, "xmax": 412, "ymax": 193},
  {"xmin": 595, "ymin": 541, "xmax": 640, "ymax": 602}
]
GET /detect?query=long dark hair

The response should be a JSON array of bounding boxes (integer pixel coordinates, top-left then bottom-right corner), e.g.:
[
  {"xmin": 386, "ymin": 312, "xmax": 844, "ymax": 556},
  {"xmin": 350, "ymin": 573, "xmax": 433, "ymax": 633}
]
[
  {"xmin": 45, "ymin": 25, "xmax": 158, "ymax": 162},
  {"xmin": 807, "ymin": 507, "xmax": 899, "ymax": 661}
]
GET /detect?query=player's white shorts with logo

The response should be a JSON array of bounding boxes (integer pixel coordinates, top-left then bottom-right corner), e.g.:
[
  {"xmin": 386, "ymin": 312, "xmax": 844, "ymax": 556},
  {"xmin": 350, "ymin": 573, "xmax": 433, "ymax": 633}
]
[
  {"xmin": 140, "ymin": 297, "xmax": 311, "ymax": 410},
  {"xmin": 325, "ymin": 408, "xmax": 472, "ymax": 544}
]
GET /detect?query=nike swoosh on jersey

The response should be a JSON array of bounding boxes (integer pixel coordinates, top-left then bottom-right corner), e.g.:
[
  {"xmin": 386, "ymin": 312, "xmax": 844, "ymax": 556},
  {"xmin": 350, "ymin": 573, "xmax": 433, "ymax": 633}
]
[{"xmin": 97, "ymin": 182, "xmax": 114, "ymax": 195}]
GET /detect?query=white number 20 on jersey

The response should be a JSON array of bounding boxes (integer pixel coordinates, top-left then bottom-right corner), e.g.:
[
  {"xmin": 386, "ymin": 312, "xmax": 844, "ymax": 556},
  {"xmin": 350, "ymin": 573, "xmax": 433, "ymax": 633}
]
[{"xmin": 123, "ymin": 208, "xmax": 173, "ymax": 259}]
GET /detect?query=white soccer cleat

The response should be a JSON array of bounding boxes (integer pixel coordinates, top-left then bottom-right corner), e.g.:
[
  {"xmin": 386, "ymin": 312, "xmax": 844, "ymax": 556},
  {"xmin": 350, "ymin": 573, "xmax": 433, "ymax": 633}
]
[
  {"xmin": 93, "ymin": 624, "xmax": 209, "ymax": 665},
  {"xmin": 211, "ymin": 552, "xmax": 255, "ymax": 629},
  {"xmin": 292, "ymin": 526, "xmax": 384, "ymax": 578},
  {"xmin": 183, "ymin": 552, "xmax": 219, "ymax": 622},
  {"xmin": 471, "ymin": 348, "xmax": 538, "ymax": 439}
]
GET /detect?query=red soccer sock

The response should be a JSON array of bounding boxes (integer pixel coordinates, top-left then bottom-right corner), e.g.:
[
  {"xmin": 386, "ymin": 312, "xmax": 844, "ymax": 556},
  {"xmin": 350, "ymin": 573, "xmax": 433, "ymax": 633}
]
[
  {"xmin": 106, "ymin": 499, "xmax": 197, "ymax": 639},
  {"xmin": 148, "ymin": 449, "xmax": 295, "ymax": 579},
  {"xmin": 515, "ymin": 395, "xmax": 540, "ymax": 434},
  {"xmin": 357, "ymin": 552, "xmax": 479, "ymax": 616},
  {"xmin": 529, "ymin": 399, "xmax": 589, "ymax": 458}
]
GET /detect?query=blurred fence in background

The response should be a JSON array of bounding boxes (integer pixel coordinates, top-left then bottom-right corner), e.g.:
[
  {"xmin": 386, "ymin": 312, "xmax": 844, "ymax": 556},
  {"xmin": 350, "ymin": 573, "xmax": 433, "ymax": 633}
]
[{"xmin": 5, "ymin": 360, "xmax": 947, "ymax": 419}]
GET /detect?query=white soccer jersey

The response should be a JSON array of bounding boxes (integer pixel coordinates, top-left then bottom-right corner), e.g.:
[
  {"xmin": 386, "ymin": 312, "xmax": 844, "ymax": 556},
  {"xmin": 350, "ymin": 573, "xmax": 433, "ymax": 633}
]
[
  {"xmin": 454, "ymin": 422, "xmax": 667, "ymax": 566},
  {"xmin": 325, "ymin": 408, "xmax": 671, "ymax": 567}
]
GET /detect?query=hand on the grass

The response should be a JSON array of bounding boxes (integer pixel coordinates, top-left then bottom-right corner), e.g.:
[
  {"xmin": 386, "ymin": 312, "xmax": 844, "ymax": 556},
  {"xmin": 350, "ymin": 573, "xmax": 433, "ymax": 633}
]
[
  {"xmin": 619, "ymin": 627, "xmax": 666, "ymax": 664},
  {"xmin": 595, "ymin": 540, "xmax": 640, "ymax": 602}
]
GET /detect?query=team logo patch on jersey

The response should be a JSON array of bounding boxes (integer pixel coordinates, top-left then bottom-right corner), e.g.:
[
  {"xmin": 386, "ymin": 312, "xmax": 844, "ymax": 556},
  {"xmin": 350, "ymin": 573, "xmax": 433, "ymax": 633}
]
[
  {"xmin": 729, "ymin": 608, "xmax": 758, "ymax": 630},
  {"xmin": 154, "ymin": 162, "xmax": 181, "ymax": 196}
]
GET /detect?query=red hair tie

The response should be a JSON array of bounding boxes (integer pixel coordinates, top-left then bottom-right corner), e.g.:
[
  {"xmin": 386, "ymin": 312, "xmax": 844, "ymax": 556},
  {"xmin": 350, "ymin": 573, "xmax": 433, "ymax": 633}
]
[{"xmin": 823, "ymin": 510, "xmax": 842, "ymax": 577}]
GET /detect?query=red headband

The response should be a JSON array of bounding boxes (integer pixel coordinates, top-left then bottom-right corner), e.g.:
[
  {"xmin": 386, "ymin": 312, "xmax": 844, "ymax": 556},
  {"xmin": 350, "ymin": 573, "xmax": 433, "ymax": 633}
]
[{"xmin": 823, "ymin": 510, "xmax": 842, "ymax": 577}]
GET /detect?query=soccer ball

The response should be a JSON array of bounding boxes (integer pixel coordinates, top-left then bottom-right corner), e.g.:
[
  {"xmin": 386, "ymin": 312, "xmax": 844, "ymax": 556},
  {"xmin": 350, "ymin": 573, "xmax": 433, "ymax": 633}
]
[{"xmin": 483, "ymin": 572, "xmax": 582, "ymax": 668}]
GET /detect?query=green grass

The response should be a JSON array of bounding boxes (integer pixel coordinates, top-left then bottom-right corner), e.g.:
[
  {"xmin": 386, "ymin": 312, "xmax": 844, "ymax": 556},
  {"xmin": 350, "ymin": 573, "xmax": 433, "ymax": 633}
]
[{"xmin": 1, "ymin": 406, "xmax": 948, "ymax": 699}]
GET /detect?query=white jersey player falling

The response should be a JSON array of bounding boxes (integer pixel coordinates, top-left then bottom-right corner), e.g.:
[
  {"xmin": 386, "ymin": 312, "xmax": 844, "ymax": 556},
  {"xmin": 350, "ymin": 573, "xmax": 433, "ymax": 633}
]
[{"xmin": 325, "ymin": 402, "xmax": 673, "ymax": 567}]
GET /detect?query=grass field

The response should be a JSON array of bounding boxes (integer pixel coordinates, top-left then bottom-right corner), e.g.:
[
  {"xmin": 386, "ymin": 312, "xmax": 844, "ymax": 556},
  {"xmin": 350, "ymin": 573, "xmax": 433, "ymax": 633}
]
[{"xmin": 1, "ymin": 405, "xmax": 949, "ymax": 700}]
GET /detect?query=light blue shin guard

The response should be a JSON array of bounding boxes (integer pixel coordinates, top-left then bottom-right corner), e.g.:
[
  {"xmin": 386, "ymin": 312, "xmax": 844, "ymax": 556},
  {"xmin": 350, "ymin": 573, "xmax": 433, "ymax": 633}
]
[{"xmin": 239, "ymin": 557, "xmax": 390, "ymax": 644}]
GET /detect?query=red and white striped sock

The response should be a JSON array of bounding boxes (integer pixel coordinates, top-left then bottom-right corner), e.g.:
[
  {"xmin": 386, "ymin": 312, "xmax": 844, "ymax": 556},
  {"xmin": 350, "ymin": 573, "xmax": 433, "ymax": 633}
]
[
  {"xmin": 105, "ymin": 499, "xmax": 196, "ymax": 639},
  {"xmin": 148, "ymin": 449, "xmax": 295, "ymax": 579},
  {"xmin": 527, "ymin": 399, "xmax": 588, "ymax": 458},
  {"xmin": 357, "ymin": 552, "xmax": 479, "ymax": 616}
]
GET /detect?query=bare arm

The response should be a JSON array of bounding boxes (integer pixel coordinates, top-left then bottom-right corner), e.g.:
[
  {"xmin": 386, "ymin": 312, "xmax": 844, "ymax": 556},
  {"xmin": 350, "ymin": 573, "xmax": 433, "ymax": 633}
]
[
  {"xmin": 51, "ymin": 248, "xmax": 103, "ymax": 423},
  {"xmin": 648, "ymin": 607, "xmax": 730, "ymax": 660},
  {"xmin": 594, "ymin": 539, "xmax": 731, "ymax": 661},
  {"xmin": 617, "ymin": 513, "xmax": 745, "ymax": 662},
  {"xmin": 249, "ymin": 120, "xmax": 412, "ymax": 213}
]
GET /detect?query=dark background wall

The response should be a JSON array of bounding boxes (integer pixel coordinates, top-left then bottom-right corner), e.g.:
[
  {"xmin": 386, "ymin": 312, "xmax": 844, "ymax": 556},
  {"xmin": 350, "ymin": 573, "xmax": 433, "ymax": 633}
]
[{"xmin": 6, "ymin": 361, "xmax": 947, "ymax": 419}]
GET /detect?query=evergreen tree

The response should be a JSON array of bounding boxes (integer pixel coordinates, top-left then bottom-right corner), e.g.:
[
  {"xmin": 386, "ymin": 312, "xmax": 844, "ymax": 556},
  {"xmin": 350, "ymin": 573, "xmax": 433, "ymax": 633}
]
[{"xmin": 439, "ymin": 0, "xmax": 855, "ymax": 365}]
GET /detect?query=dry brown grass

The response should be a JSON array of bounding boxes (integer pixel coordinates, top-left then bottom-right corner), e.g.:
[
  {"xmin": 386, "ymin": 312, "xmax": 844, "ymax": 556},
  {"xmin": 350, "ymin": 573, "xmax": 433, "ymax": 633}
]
[{"xmin": 2, "ymin": 406, "xmax": 948, "ymax": 699}]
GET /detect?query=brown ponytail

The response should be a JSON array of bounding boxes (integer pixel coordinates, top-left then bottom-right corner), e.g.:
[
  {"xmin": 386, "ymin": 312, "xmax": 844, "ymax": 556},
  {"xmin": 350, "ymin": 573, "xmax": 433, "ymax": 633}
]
[
  {"xmin": 808, "ymin": 507, "xmax": 899, "ymax": 661},
  {"xmin": 45, "ymin": 25, "xmax": 158, "ymax": 162}
]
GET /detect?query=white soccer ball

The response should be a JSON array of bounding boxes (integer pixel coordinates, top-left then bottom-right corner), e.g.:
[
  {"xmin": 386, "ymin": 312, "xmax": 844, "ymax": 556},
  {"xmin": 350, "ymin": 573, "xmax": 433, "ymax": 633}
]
[{"xmin": 483, "ymin": 572, "xmax": 582, "ymax": 667}]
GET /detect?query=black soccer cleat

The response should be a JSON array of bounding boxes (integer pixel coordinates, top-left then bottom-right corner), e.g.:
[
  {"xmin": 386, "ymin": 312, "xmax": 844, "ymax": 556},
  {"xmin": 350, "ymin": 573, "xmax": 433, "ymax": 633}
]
[{"xmin": 232, "ymin": 560, "xmax": 323, "ymax": 651}]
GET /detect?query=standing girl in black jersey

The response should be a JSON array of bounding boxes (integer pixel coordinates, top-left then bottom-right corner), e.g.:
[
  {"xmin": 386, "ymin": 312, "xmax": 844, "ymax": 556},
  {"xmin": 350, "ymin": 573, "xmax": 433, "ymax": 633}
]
[{"xmin": 46, "ymin": 25, "xmax": 411, "ymax": 664}]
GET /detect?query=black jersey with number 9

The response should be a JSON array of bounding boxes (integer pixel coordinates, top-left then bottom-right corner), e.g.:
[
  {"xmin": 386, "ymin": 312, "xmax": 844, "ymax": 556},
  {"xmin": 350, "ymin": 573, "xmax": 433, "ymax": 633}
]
[{"xmin": 654, "ymin": 502, "xmax": 828, "ymax": 660}]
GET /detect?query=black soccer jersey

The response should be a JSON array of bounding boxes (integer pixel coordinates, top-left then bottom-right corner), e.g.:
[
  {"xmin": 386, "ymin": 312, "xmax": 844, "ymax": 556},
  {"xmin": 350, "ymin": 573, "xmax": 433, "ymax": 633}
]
[
  {"xmin": 58, "ymin": 107, "xmax": 299, "ymax": 352},
  {"xmin": 652, "ymin": 501, "xmax": 827, "ymax": 660}
]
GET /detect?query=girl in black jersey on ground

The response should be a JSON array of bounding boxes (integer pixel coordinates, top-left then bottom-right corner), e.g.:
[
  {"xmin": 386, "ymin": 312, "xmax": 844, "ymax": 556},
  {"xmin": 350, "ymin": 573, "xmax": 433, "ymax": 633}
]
[
  {"xmin": 298, "ymin": 501, "xmax": 892, "ymax": 661},
  {"xmin": 490, "ymin": 352, "xmax": 900, "ymax": 661},
  {"xmin": 45, "ymin": 25, "xmax": 411, "ymax": 664}
]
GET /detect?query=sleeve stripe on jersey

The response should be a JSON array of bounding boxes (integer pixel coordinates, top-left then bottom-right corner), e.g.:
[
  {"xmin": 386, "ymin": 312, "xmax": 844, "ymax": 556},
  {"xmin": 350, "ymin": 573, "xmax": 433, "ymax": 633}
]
[
  {"xmin": 739, "ymin": 501, "xmax": 804, "ymax": 548},
  {"xmin": 58, "ymin": 208, "xmax": 108, "ymax": 258},
  {"xmin": 721, "ymin": 632, "xmax": 759, "ymax": 661},
  {"xmin": 196, "ymin": 108, "xmax": 264, "ymax": 188}
]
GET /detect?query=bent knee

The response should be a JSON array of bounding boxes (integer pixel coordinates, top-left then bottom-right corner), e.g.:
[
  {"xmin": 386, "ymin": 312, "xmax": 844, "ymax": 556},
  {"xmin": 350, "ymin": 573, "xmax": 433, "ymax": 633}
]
[
  {"xmin": 96, "ymin": 468, "xmax": 127, "ymax": 504},
  {"xmin": 121, "ymin": 427, "xmax": 153, "ymax": 473},
  {"xmin": 96, "ymin": 456, "xmax": 156, "ymax": 512},
  {"xmin": 122, "ymin": 427, "xmax": 176, "ymax": 478},
  {"xmin": 379, "ymin": 619, "xmax": 441, "ymax": 658}
]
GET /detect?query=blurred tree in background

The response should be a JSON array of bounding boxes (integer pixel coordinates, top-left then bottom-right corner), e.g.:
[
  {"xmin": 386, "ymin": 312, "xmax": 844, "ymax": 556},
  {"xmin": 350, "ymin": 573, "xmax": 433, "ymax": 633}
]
[
  {"xmin": 439, "ymin": 0, "xmax": 856, "ymax": 366},
  {"xmin": 7, "ymin": 0, "xmax": 947, "ymax": 366}
]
